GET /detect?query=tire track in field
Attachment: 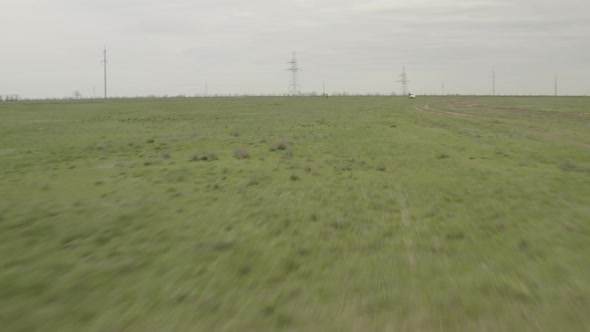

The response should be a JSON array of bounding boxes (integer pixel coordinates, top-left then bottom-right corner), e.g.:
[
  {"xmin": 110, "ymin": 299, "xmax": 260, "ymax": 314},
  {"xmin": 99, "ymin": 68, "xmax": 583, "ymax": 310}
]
[
  {"xmin": 414, "ymin": 104, "xmax": 473, "ymax": 118},
  {"xmin": 414, "ymin": 104, "xmax": 590, "ymax": 150},
  {"xmin": 456, "ymin": 102, "xmax": 590, "ymax": 118}
]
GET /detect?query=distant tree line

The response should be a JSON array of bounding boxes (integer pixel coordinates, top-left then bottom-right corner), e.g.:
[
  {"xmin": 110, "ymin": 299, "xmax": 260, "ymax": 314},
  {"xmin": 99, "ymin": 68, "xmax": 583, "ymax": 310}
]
[
  {"xmin": 7, "ymin": 92, "xmax": 572, "ymax": 102},
  {"xmin": 0, "ymin": 94, "xmax": 21, "ymax": 102},
  {"xmin": 0, "ymin": 92, "xmax": 402, "ymax": 102}
]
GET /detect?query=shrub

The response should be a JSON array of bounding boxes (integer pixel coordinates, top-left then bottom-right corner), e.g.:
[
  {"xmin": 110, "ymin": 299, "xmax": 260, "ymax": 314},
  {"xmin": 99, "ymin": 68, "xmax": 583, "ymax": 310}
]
[
  {"xmin": 283, "ymin": 148, "xmax": 294, "ymax": 159},
  {"xmin": 559, "ymin": 161, "xmax": 577, "ymax": 171},
  {"xmin": 270, "ymin": 140, "xmax": 289, "ymax": 151},
  {"xmin": 436, "ymin": 152, "xmax": 450, "ymax": 159},
  {"xmin": 189, "ymin": 152, "xmax": 219, "ymax": 161},
  {"xmin": 203, "ymin": 152, "xmax": 219, "ymax": 161},
  {"xmin": 559, "ymin": 161, "xmax": 590, "ymax": 173},
  {"xmin": 234, "ymin": 148, "xmax": 250, "ymax": 159}
]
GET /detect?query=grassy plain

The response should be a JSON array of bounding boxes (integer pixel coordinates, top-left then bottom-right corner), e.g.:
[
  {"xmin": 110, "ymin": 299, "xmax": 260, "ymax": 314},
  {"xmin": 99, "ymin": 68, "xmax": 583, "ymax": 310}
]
[{"xmin": 1, "ymin": 96, "xmax": 589, "ymax": 331}]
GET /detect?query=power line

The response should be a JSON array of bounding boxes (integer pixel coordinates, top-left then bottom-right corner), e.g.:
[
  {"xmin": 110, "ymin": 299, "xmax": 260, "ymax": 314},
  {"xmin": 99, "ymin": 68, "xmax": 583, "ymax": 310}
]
[
  {"xmin": 396, "ymin": 65, "xmax": 409, "ymax": 95},
  {"xmin": 286, "ymin": 51, "xmax": 301, "ymax": 96}
]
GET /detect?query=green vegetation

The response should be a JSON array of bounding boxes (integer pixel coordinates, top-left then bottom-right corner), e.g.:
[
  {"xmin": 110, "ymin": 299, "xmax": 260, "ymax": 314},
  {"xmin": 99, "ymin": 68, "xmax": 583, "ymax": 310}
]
[{"xmin": 1, "ymin": 96, "xmax": 589, "ymax": 331}]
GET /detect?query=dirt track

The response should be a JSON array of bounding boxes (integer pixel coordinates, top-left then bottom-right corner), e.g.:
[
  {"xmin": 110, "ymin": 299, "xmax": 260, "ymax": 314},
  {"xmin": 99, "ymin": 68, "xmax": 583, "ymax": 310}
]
[{"xmin": 414, "ymin": 103, "xmax": 590, "ymax": 150}]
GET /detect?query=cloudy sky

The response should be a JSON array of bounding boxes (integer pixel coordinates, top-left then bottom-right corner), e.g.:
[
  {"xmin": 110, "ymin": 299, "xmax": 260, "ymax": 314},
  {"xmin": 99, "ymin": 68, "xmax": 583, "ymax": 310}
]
[{"xmin": 1, "ymin": 0, "xmax": 589, "ymax": 98}]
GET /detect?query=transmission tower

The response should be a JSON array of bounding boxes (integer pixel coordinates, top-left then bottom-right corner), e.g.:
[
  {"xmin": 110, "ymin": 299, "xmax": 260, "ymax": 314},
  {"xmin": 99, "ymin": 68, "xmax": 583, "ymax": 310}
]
[
  {"xmin": 286, "ymin": 51, "xmax": 301, "ymax": 95},
  {"xmin": 396, "ymin": 65, "xmax": 409, "ymax": 96}
]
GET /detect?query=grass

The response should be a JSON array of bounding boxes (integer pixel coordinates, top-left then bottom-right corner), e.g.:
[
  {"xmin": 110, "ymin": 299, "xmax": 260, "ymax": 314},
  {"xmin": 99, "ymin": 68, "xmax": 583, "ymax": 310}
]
[{"xmin": 1, "ymin": 96, "xmax": 589, "ymax": 331}]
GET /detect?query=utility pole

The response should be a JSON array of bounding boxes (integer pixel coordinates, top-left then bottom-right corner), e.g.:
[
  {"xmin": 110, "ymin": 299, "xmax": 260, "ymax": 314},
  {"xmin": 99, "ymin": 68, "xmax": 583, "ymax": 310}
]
[
  {"xmin": 205, "ymin": 82, "xmax": 208, "ymax": 97},
  {"xmin": 554, "ymin": 74, "xmax": 557, "ymax": 96},
  {"xmin": 396, "ymin": 65, "xmax": 409, "ymax": 96},
  {"xmin": 102, "ymin": 46, "xmax": 108, "ymax": 99},
  {"xmin": 322, "ymin": 80, "xmax": 326, "ymax": 97},
  {"xmin": 492, "ymin": 68, "xmax": 495, "ymax": 96},
  {"xmin": 286, "ymin": 51, "xmax": 301, "ymax": 96},
  {"xmin": 442, "ymin": 81, "xmax": 445, "ymax": 96}
]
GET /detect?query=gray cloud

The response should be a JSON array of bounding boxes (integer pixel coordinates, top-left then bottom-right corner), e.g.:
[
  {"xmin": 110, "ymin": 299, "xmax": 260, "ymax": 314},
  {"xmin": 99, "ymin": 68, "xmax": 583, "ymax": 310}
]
[{"xmin": 1, "ymin": 0, "xmax": 589, "ymax": 98}]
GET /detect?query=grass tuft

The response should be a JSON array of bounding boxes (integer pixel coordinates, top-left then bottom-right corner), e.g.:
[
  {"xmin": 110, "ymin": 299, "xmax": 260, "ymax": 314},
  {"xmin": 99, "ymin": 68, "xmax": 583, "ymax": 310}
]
[
  {"xmin": 270, "ymin": 140, "xmax": 290, "ymax": 151},
  {"xmin": 188, "ymin": 153, "xmax": 200, "ymax": 162},
  {"xmin": 234, "ymin": 148, "xmax": 250, "ymax": 159}
]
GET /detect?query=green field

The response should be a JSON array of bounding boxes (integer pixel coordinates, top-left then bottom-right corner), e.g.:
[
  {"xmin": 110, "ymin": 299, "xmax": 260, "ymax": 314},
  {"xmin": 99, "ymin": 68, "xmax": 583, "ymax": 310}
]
[{"xmin": 1, "ymin": 96, "xmax": 589, "ymax": 331}]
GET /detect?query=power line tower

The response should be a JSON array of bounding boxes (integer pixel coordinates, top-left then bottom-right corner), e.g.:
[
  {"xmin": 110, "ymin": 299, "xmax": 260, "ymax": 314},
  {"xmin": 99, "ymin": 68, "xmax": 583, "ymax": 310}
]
[
  {"xmin": 286, "ymin": 51, "xmax": 301, "ymax": 96},
  {"xmin": 102, "ymin": 46, "xmax": 108, "ymax": 99},
  {"xmin": 397, "ymin": 65, "xmax": 409, "ymax": 96}
]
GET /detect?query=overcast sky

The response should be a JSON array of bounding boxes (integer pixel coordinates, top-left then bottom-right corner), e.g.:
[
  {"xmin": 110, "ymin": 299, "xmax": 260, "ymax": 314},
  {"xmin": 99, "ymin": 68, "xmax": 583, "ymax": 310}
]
[{"xmin": 1, "ymin": 0, "xmax": 589, "ymax": 98}]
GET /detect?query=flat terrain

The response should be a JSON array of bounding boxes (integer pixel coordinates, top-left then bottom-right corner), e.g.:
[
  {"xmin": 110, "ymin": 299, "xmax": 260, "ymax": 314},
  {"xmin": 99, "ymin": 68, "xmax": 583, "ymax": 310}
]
[{"xmin": 1, "ymin": 96, "xmax": 589, "ymax": 331}]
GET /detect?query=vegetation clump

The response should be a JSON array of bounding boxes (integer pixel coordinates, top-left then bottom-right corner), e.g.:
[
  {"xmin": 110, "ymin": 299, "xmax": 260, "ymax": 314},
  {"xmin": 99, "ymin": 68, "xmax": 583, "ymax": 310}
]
[
  {"xmin": 189, "ymin": 152, "xmax": 219, "ymax": 161},
  {"xmin": 270, "ymin": 140, "xmax": 290, "ymax": 151},
  {"xmin": 234, "ymin": 148, "xmax": 250, "ymax": 159}
]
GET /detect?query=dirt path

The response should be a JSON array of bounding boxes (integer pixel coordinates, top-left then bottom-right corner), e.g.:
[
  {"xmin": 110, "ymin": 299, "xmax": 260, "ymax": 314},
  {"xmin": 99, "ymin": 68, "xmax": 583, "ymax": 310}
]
[
  {"xmin": 450, "ymin": 100, "xmax": 590, "ymax": 118},
  {"xmin": 415, "ymin": 104, "xmax": 474, "ymax": 118},
  {"xmin": 414, "ymin": 103, "xmax": 590, "ymax": 150}
]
